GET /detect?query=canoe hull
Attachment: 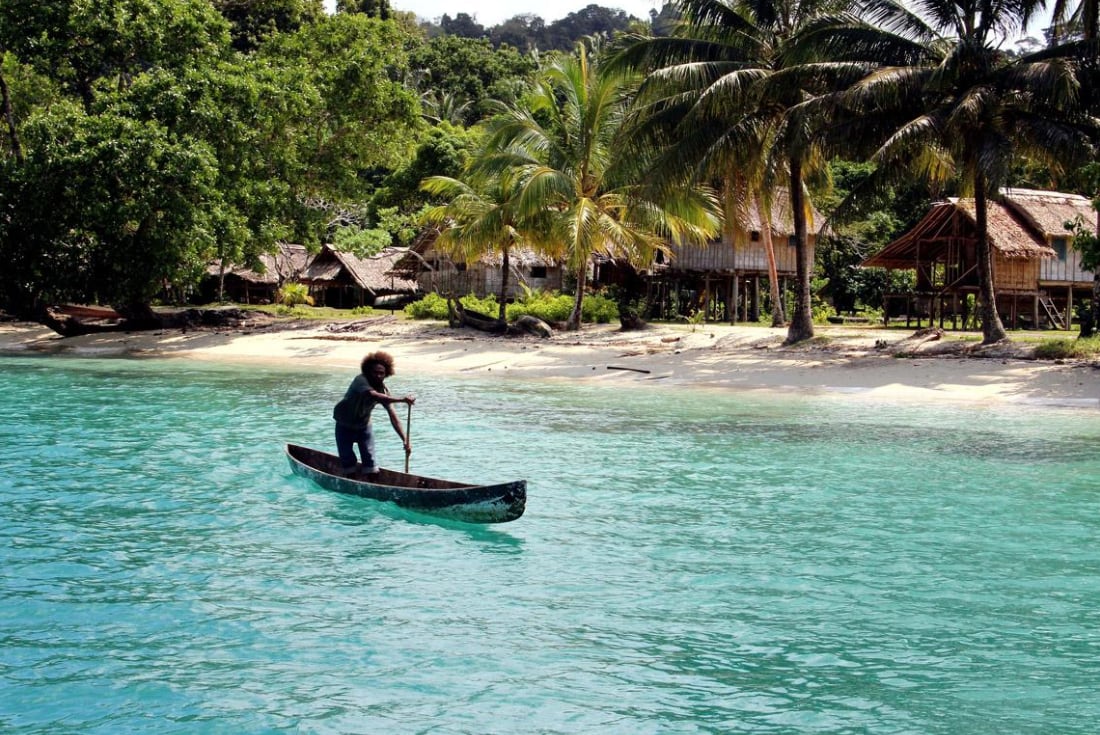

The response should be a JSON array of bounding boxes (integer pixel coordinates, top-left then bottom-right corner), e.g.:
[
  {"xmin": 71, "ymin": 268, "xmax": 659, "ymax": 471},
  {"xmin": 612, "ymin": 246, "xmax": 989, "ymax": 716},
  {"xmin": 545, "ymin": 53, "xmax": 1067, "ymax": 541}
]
[{"xmin": 285, "ymin": 444, "xmax": 526, "ymax": 523}]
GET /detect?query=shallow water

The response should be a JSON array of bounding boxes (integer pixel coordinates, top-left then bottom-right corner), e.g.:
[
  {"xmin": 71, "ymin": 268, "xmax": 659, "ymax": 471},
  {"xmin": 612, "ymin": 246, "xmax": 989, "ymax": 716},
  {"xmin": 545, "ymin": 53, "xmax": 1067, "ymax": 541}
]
[{"xmin": 2, "ymin": 355, "xmax": 1099, "ymax": 734}]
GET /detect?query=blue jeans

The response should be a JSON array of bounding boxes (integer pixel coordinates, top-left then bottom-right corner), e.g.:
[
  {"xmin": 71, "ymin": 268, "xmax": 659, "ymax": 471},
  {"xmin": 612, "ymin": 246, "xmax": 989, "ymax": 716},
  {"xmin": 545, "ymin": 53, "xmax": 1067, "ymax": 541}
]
[{"xmin": 335, "ymin": 423, "xmax": 375, "ymax": 472}]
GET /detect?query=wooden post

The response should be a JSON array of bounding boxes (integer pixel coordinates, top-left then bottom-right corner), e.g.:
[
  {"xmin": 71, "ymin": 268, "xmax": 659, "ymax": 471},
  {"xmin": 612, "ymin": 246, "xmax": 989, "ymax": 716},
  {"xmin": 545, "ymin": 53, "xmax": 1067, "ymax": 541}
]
[
  {"xmin": 1066, "ymin": 285, "xmax": 1074, "ymax": 330},
  {"xmin": 752, "ymin": 275, "xmax": 761, "ymax": 322},
  {"xmin": 731, "ymin": 272, "xmax": 739, "ymax": 324}
]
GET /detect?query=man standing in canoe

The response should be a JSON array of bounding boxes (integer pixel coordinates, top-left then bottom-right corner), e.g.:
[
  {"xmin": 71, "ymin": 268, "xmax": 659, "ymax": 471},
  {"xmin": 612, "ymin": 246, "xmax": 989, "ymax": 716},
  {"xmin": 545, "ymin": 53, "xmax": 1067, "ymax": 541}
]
[{"xmin": 333, "ymin": 351, "xmax": 415, "ymax": 477}]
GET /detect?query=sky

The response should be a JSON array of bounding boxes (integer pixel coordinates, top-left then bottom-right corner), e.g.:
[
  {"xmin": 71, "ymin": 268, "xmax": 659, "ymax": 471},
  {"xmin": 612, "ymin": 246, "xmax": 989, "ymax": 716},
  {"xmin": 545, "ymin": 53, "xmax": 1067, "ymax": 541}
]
[{"xmin": 323, "ymin": 1, "xmax": 665, "ymax": 26}]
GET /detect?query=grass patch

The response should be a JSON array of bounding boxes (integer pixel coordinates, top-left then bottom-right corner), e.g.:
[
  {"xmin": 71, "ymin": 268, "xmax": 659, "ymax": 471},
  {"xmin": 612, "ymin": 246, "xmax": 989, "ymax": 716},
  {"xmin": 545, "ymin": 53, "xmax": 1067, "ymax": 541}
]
[{"xmin": 1034, "ymin": 336, "xmax": 1100, "ymax": 360}]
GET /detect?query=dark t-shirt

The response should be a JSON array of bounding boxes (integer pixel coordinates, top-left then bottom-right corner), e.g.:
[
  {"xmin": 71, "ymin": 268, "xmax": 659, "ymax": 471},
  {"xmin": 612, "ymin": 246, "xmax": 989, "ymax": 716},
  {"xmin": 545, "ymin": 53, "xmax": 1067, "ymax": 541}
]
[{"xmin": 332, "ymin": 374, "xmax": 384, "ymax": 429}]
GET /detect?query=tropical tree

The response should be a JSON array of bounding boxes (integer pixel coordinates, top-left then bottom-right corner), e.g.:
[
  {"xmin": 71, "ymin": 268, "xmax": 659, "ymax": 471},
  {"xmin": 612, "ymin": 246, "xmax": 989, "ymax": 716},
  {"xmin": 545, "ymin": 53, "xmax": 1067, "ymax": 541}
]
[
  {"xmin": 611, "ymin": 0, "xmax": 870, "ymax": 342},
  {"xmin": 1047, "ymin": 0, "xmax": 1099, "ymax": 40},
  {"xmin": 833, "ymin": 0, "xmax": 1099, "ymax": 343},
  {"xmin": 478, "ymin": 39, "xmax": 721, "ymax": 330},
  {"xmin": 421, "ymin": 164, "xmax": 554, "ymax": 322}
]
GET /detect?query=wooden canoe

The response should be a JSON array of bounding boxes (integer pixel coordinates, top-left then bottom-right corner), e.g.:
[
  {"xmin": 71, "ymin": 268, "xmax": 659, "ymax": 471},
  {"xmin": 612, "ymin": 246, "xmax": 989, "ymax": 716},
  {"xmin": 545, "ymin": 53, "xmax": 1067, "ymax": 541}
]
[{"xmin": 285, "ymin": 444, "xmax": 526, "ymax": 524}]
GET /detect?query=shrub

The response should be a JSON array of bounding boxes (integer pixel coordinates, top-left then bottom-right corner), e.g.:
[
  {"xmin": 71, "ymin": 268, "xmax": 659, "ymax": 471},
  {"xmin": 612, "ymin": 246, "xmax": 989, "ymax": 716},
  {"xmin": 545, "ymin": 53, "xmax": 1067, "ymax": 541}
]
[
  {"xmin": 506, "ymin": 290, "xmax": 573, "ymax": 323},
  {"xmin": 404, "ymin": 293, "xmax": 450, "ymax": 320},
  {"xmin": 404, "ymin": 293, "xmax": 500, "ymax": 320},
  {"xmin": 504, "ymin": 289, "xmax": 619, "ymax": 324},
  {"xmin": 405, "ymin": 290, "xmax": 619, "ymax": 325},
  {"xmin": 276, "ymin": 283, "xmax": 313, "ymax": 307}
]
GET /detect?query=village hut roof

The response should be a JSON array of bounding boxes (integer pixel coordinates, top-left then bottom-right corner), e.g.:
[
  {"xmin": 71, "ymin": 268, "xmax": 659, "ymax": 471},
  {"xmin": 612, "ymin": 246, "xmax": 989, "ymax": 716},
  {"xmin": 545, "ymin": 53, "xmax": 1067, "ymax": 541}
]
[
  {"xmin": 303, "ymin": 244, "xmax": 418, "ymax": 295},
  {"xmin": 390, "ymin": 227, "xmax": 558, "ymax": 276},
  {"xmin": 1000, "ymin": 188, "xmax": 1096, "ymax": 238},
  {"xmin": 863, "ymin": 197, "xmax": 1056, "ymax": 269},
  {"xmin": 206, "ymin": 242, "xmax": 311, "ymax": 284},
  {"xmin": 745, "ymin": 188, "xmax": 826, "ymax": 235}
]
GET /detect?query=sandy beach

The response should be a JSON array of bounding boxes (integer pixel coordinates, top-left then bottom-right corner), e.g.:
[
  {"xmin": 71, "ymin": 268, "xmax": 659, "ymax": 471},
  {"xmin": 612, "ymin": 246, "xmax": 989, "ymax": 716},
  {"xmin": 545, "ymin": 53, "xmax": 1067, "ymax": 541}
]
[{"xmin": 2, "ymin": 315, "xmax": 1098, "ymax": 409}]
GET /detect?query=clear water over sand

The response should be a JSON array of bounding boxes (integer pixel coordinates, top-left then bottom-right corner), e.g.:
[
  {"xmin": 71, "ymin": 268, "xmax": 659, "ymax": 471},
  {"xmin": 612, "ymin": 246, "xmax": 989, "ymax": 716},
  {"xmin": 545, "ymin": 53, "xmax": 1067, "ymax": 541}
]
[{"xmin": 3, "ymin": 356, "xmax": 1099, "ymax": 734}]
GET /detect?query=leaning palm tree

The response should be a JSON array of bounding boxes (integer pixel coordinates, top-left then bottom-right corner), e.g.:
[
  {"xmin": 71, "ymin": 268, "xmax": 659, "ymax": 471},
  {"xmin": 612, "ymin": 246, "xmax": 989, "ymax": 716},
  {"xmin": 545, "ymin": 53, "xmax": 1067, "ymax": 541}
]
[
  {"xmin": 832, "ymin": 0, "xmax": 1099, "ymax": 343},
  {"xmin": 421, "ymin": 165, "xmax": 551, "ymax": 323},
  {"xmin": 478, "ymin": 39, "xmax": 721, "ymax": 330},
  {"xmin": 611, "ymin": 0, "xmax": 871, "ymax": 343}
]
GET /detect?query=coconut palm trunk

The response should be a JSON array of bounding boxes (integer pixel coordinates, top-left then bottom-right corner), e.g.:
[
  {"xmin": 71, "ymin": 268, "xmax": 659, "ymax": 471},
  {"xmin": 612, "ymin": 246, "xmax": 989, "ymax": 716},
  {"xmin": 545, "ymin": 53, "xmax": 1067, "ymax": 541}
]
[
  {"xmin": 568, "ymin": 263, "xmax": 587, "ymax": 330},
  {"xmin": 755, "ymin": 192, "xmax": 785, "ymax": 327},
  {"xmin": 498, "ymin": 245, "xmax": 510, "ymax": 322},
  {"xmin": 785, "ymin": 158, "xmax": 814, "ymax": 344},
  {"xmin": 1093, "ymin": 207, "xmax": 1100, "ymax": 337},
  {"xmin": 973, "ymin": 176, "xmax": 1008, "ymax": 343}
]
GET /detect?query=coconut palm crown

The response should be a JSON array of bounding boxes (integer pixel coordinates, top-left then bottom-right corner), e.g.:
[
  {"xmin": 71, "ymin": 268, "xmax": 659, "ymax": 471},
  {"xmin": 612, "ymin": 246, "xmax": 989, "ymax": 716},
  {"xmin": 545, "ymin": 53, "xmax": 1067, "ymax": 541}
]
[
  {"xmin": 831, "ymin": 0, "xmax": 1099, "ymax": 343},
  {"xmin": 476, "ymin": 38, "xmax": 721, "ymax": 330},
  {"xmin": 611, "ymin": 0, "xmax": 879, "ymax": 343}
]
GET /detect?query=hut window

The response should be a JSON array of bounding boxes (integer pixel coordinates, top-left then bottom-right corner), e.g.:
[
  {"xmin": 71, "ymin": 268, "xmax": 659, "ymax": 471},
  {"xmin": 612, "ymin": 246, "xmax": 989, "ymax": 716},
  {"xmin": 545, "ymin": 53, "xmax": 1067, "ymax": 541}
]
[
  {"xmin": 1052, "ymin": 237, "xmax": 1068, "ymax": 260},
  {"xmin": 531, "ymin": 266, "xmax": 547, "ymax": 278},
  {"xmin": 750, "ymin": 230, "xmax": 761, "ymax": 242},
  {"xmin": 788, "ymin": 235, "xmax": 797, "ymax": 247},
  {"xmin": 455, "ymin": 262, "xmax": 467, "ymax": 272}
]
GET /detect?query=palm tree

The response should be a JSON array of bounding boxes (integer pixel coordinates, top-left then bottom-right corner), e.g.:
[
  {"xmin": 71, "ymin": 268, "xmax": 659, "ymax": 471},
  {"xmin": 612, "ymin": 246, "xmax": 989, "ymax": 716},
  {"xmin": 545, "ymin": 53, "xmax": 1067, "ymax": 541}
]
[
  {"xmin": 1047, "ymin": 0, "xmax": 1099, "ymax": 40},
  {"xmin": 421, "ymin": 165, "xmax": 551, "ymax": 323},
  {"xmin": 611, "ymin": 0, "xmax": 870, "ymax": 343},
  {"xmin": 478, "ymin": 39, "xmax": 721, "ymax": 330},
  {"xmin": 833, "ymin": 0, "xmax": 1098, "ymax": 343}
]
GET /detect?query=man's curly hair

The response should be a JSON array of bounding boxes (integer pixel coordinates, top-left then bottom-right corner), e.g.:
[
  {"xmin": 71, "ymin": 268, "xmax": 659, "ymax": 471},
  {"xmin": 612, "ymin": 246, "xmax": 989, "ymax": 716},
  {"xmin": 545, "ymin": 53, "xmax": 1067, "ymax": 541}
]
[{"xmin": 360, "ymin": 351, "xmax": 395, "ymax": 378}]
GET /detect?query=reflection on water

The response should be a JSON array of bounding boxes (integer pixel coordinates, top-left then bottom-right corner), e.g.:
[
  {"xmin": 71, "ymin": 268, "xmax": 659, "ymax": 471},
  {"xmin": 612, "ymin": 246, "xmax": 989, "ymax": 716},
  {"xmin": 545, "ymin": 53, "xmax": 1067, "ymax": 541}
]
[{"xmin": 2, "ymin": 355, "xmax": 1100, "ymax": 734}]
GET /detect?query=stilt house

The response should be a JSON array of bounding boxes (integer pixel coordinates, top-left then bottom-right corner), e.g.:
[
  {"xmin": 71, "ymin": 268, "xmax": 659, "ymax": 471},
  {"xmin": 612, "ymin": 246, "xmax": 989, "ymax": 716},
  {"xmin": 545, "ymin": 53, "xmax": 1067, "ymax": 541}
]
[
  {"xmin": 639, "ymin": 190, "xmax": 822, "ymax": 322},
  {"xmin": 862, "ymin": 189, "xmax": 1097, "ymax": 330}
]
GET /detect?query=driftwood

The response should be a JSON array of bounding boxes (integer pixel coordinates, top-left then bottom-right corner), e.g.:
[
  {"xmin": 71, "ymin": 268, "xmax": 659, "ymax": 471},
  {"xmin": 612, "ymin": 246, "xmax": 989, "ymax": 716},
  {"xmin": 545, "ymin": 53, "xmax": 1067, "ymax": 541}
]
[
  {"xmin": 452, "ymin": 302, "xmax": 506, "ymax": 334},
  {"xmin": 510, "ymin": 314, "xmax": 553, "ymax": 338}
]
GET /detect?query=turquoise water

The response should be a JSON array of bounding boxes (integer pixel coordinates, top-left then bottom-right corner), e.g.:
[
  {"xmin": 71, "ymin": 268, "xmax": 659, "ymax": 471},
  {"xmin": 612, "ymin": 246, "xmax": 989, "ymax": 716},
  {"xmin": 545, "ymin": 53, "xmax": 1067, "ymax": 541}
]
[{"xmin": 2, "ymin": 355, "xmax": 1099, "ymax": 735}]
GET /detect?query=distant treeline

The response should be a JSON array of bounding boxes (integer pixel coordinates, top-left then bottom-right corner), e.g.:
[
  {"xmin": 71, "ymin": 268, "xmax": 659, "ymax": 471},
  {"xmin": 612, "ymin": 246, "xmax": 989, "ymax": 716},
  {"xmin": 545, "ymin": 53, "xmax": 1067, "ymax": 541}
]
[{"xmin": 419, "ymin": 3, "xmax": 682, "ymax": 50}]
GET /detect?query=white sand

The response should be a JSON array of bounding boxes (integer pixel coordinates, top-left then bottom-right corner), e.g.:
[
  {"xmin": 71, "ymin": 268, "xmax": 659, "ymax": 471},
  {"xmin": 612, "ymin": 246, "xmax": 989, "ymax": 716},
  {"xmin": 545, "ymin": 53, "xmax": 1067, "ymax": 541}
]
[{"xmin": 2, "ymin": 317, "xmax": 1098, "ymax": 408}]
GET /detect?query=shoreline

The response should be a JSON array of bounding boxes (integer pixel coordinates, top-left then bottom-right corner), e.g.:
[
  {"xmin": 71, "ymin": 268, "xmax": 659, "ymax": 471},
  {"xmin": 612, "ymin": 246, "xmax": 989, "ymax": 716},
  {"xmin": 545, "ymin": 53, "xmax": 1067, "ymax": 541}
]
[{"xmin": 2, "ymin": 317, "xmax": 1098, "ymax": 409}]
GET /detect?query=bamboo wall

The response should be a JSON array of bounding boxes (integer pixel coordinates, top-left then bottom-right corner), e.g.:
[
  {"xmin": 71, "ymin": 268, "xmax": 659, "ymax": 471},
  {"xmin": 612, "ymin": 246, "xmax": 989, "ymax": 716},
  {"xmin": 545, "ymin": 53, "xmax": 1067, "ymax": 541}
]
[
  {"xmin": 417, "ymin": 265, "xmax": 562, "ymax": 300},
  {"xmin": 993, "ymin": 254, "xmax": 1040, "ymax": 292},
  {"xmin": 667, "ymin": 236, "xmax": 810, "ymax": 275}
]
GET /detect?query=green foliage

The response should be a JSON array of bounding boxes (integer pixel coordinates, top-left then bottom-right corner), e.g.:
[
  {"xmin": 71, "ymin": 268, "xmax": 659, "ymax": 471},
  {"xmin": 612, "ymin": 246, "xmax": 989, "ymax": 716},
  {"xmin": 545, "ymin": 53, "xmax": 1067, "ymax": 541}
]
[
  {"xmin": 276, "ymin": 282, "xmax": 314, "ymax": 306},
  {"xmin": 505, "ymin": 290, "xmax": 618, "ymax": 324},
  {"xmin": 812, "ymin": 302, "xmax": 835, "ymax": 325},
  {"xmin": 214, "ymin": 0, "xmax": 324, "ymax": 53},
  {"xmin": 0, "ymin": 105, "xmax": 221, "ymax": 310},
  {"xmin": 259, "ymin": 13, "xmax": 421, "ymax": 200},
  {"xmin": 407, "ymin": 37, "xmax": 537, "ymax": 124},
  {"xmin": 404, "ymin": 293, "xmax": 450, "ymax": 319},
  {"xmin": 404, "ymin": 292, "xmax": 499, "ymax": 320},
  {"xmin": 373, "ymin": 124, "xmax": 477, "ymax": 212},
  {"xmin": 404, "ymin": 290, "xmax": 619, "ymax": 324},
  {"xmin": 0, "ymin": 0, "xmax": 231, "ymax": 111},
  {"xmin": 332, "ymin": 225, "xmax": 391, "ymax": 257}
]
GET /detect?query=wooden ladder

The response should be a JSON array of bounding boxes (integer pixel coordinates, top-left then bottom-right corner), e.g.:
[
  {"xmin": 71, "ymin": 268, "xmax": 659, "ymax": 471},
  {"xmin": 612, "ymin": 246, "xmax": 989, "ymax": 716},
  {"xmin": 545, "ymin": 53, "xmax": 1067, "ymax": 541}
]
[{"xmin": 1039, "ymin": 297, "xmax": 1066, "ymax": 330}]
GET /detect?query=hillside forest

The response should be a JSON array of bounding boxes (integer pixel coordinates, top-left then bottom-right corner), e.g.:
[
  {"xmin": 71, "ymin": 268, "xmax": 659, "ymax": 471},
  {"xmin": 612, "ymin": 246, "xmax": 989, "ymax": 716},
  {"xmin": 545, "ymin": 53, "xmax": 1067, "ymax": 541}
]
[{"xmin": 2, "ymin": 0, "xmax": 1099, "ymax": 344}]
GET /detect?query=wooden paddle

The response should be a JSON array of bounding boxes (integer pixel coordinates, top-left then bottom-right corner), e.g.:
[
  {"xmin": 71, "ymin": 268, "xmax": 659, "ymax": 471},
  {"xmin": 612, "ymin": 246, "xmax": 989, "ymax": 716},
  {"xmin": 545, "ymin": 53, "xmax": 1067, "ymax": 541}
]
[{"xmin": 404, "ymin": 402, "xmax": 412, "ymax": 473}]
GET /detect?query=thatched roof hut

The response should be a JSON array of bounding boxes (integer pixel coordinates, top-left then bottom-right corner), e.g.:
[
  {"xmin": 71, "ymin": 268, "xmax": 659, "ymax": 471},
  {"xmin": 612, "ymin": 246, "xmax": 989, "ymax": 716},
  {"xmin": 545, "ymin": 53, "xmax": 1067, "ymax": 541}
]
[
  {"xmin": 301, "ymin": 245, "xmax": 419, "ymax": 308},
  {"xmin": 862, "ymin": 199, "xmax": 1055, "ymax": 270},
  {"xmin": 203, "ymin": 243, "xmax": 311, "ymax": 303},
  {"xmin": 862, "ymin": 189, "xmax": 1096, "ymax": 330}
]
